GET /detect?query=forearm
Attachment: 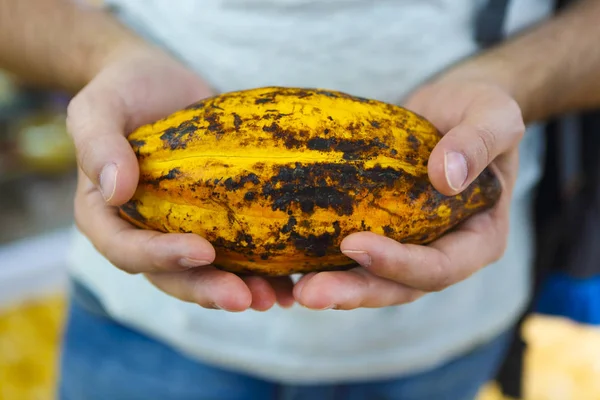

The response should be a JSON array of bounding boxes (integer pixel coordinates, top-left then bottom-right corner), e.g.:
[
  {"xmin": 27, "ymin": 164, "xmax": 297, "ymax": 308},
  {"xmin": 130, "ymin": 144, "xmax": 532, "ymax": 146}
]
[
  {"xmin": 0, "ymin": 0, "xmax": 144, "ymax": 93},
  {"xmin": 443, "ymin": 0, "xmax": 600, "ymax": 124}
]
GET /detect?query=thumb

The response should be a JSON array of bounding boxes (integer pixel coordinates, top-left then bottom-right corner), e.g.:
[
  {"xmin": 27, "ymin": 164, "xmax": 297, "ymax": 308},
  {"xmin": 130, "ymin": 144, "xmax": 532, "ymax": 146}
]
[
  {"xmin": 67, "ymin": 86, "xmax": 139, "ymax": 205},
  {"xmin": 427, "ymin": 96, "xmax": 524, "ymax": 196}
]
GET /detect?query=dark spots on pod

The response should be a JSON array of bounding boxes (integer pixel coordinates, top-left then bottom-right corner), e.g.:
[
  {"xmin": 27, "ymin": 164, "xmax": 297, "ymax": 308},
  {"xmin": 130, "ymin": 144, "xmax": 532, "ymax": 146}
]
[
  {"xmin": 346, "ymin": 122, "xmax": 361, "ymax": 134},
  {"xmin": 130, "ymin": 139, "xmax": 146, "ymax": 157},
  {"xmin": 408, "ymin": 179, "xmax": 428, "ymax": 202},
  {"xmin": 253, "ymin": 163, "xmax": 266, "ymax": 173},
  {"xmin": 262, "ymin": 122, "xmax": 304, "ymax": 149},
  {"xmin": 352, "ymin": 95, "xmax": 371, "ymax": 103},
  {"xmin": 145, "ymin": 168, "xmax": 182, "ymax": 187},
  {"xmin": 306, "ymin": 136, "xmax": 390, "ymax": 160},
  {"xmin": 289, "ymin": 220, "xmax": 342, "ymax": 257},
  {"xmin": 261, "ymin": 162, "xmax": 407, "ymax": 217},
  {"xmin": 223, "ymin": 173, "xmax": 260, "ymax": 191},
  {"xmin": 119, "ymin": 200, "xmax": 146, "ymax": 223},
  {"xmin": 212, "ymin": 232, "xmax": 256, "ymax": 257},
  {"xmin": 244, "ymin": 191, "xmax": 257, "ymax": 201},
  {"xmin": 160, "ymin": 121, "xmax": 197, "ymax": 150},
  {"xmin": 262, "ymin": 111, "xmax": 292, "ymax": 121},
  {"xmin": 306, "ymin": 137, "xmax": 332, "ymax": 151},
  {"xmin": 407, "ymin": 132, "xmax": 420, "ymax": 151},
  {"xmin": 473, "ymin": 167, "xmax": 502, "ymax": 205},
  {"xmin": 328, "ymin": 116, "xmax": 334, "ymax": 121},
  {"xmin": 383, "ymin": 225, "xmax": 394, "ymax": 236},
  {"xmin": 236, "ymin": 231, "xmax": 255, "ymax": 247},
  {"xmin": 281, "ymin": 216, "xmax": 297, "ymax": 234},
  {"xmin": 163, "ymin": 168, "xmax": 181, "ymax": 180},
  {"xmin": 263, "ymin": 164, "xmax": 354, "ymax": 216},
  {"xmin": 204, "ymin": 112, "xmax": 224, "ymax": 137},
  {"xmin": 255, "ymin": 95, "xmax": 276, "ymax": 105},
  {"xmin": 370, "ymin": 121, "xmax": 381, "ymax": 129},
  {"xmin": 315, "ymin": 90, "xmax": 338, "ymax": 98},
  {"xmin": 324, "ymin": 128, "xmax": 330, "ymax": 134},
  {"xmin": 255, "ymin": 87, "xmax": 371, "ymax": 105},
  {"xmin": 312, "ymin": 89, "xmax": 371, "ymax": 104},
  {"xmin": 405, "ymin": 154, "xmax": 419, "ymax": 166},
  {"xmin": 260, "ymin": 240, "xmax": 288, "ymax": 260},
  {"xmin": 295, "ymin": 90, "xmax": 313, "ymax": 99},
  {"xmin": 390, "ymin": 149, "xmax": 398, "ymax": 156},
  {"xmin": 184, "ymin": 99, "xmax": 208, "ymax": 110},
  {"xmin": 226, "ymin": 210, "xmax": 236, "ymax": 225},
  {"xmin": 232, "ymin": 113, "xmax": 243, "ymax": 131},
  {"xmin": 130, "ymin": 139, "xmax": 146, "ymax": 149},
  {"xmin": 417, "ymin": 234, "xmax": 431, "ymax": 243}
]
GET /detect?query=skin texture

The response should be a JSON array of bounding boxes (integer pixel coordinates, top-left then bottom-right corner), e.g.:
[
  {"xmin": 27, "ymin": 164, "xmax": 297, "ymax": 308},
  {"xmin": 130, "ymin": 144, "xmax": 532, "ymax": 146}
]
[
  {"xmin": 119, "ymin": 87, "xmax": 501, "ymax": 276},
  {"xmin": 1, "ymin": 0, "xmax": 600, "ymax": 312}
]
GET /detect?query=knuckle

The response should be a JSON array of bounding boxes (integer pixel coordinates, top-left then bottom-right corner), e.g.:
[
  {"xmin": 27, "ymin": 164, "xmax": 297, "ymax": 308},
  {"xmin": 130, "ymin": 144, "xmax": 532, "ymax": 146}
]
[
  {"xmin": 142, "ymin": 234, "xmax": 166, "ymax": 271},
  {"xmin": 101, "ymin": 231, "xmax": 139, "ymax": 275},
  {"xmin": 428, "ymin": 256, "xmax": 454, "ymax": 292},
  {"xmin": 190, "ymin": 271, "xmax": 210, "ymax": 305}
]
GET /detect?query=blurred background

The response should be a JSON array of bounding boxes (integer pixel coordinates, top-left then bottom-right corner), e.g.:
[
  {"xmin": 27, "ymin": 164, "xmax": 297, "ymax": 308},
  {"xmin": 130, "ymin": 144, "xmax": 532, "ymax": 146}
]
[{"xmin": 0, "ymin": 65, "xmax": 599, "ymax": 399}]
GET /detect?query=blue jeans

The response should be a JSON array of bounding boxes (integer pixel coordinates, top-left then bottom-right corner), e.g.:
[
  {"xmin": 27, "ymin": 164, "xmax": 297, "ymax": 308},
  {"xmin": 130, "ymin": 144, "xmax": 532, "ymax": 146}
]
[{"xmin": 58, "ymin": 281, "xmax": 512, "ymax": 400}]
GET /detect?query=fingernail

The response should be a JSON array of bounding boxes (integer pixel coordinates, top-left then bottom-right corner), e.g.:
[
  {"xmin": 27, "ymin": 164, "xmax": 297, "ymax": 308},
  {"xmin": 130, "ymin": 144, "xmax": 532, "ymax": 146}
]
[
  {"xmin": 316, "ymin": 304, "xmax": 336, "ymax": 310},
  {"xmin": 99, "ymin": 163, "xmax": 118, "ymax": 202},
  {"xmin": 342, "ymin": 250, "xmax": 371, "ymax": 268},
  {"xmin": 445, "ymin": 151, "xmax": 468, "ymax": 191},
  {"xmin": 301, "ymin": 303, "xmax": 336, "ymax": 311},
  {"xmin": 207, "ymin": 302, "xmax": 223, "ymax": 310},
  {"xmin": 179, "ymin": 258, "xmax": 212, "ymax": 268}
]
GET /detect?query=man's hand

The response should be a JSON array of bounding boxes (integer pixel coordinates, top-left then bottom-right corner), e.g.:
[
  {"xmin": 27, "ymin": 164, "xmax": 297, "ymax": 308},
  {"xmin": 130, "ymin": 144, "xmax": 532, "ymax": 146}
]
[
  {"xmin": 68, "ymin": 43, "xmax": 295, "ymax": 312},
  {"xmin": 293, "ymin": 79, "xmax": 525, "ymax": 310},
  {"xmin": 293, "ymin": 0, "xmax": 600, "ymax": 311}
]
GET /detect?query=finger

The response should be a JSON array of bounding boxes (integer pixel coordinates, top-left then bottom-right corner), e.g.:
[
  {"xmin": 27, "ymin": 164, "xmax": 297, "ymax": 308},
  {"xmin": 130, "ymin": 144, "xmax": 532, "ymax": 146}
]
[
  {"xmin": 145, "ymin": 268, "xmax": 252, "ymax": 312},
  {"xmin": 268, "ymin": 277, "xmax": 296, "ymax": 308},
  {"xmin": 294, "ymin": 268, "xmax": 424, "ymax": 310},
  {"xmin": 340, "ymin": 209, "xmax": 508, "ymax": 292},
  {"xmin": 292, "ymin": 272, "xmax": 317, "ymax": 304},
  {"xmin": 67, "ymin": 87, "xmax": 139, "ymax": 205},
  {"xmin": 75, "ymin": 174, "xmax": 215, "ymax": 273},
  {"xmin": 428, "ymin": 94, "xmax": 524, "ymax": 195},
  {"xmin": 241, "ymin": 276, "xmax": 277, "ymax": 311}
]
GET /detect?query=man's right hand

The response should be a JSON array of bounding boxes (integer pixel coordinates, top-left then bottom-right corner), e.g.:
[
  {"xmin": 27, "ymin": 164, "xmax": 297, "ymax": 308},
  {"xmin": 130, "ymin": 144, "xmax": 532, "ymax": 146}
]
[{"xmin": 68, "ymin": 42, "xmax": 295, "ymax": 312}]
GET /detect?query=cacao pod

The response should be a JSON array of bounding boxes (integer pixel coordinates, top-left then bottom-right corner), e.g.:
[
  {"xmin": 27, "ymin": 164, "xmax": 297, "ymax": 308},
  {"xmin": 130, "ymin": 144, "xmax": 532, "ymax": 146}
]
[{"xmin": 119, "ymin": 87, "xmax": 501, "ymax": 276}]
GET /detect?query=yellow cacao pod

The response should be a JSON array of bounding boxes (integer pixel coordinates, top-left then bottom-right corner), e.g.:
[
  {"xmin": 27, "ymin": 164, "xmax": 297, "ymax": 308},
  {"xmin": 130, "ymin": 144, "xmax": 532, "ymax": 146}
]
[{"xmin": 119, "ymin": 87, "xmax": 501, "ymax": 276}]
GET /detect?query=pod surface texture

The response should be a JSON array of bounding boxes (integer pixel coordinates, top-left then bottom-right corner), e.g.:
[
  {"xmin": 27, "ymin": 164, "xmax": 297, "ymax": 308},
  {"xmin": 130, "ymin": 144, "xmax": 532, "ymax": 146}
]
[{"xmin": 119, "ymin": 87, "xmax": 502, "ymax": 276}]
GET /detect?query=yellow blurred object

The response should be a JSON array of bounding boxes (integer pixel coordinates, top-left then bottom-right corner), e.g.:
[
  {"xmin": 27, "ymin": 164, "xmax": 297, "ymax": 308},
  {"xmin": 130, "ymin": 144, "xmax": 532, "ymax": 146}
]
[
  {"xmin": 14, "ymin": 111, "xmax": 76, "ymax": 176},
  {"xmin": 0, "ymin": 295, "xmax": 66, "ymax": 400},
  {"xmin": 478, "ymin": 315, "xmax": 600, "ymax": 400}
]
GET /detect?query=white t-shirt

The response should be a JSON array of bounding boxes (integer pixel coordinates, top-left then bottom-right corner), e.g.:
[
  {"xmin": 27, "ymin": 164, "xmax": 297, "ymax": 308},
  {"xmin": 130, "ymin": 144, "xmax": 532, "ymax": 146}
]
[{"xmin": 68, "ymin": 0, "xmax": 552, "ymax": 383}]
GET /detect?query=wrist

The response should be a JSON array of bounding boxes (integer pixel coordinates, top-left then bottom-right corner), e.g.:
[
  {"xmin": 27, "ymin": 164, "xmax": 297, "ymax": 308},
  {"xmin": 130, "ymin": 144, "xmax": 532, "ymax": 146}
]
[
  {"xmin": 80, "ymin": 17, "xmax": 150, "ymax": 88},
  {"xmin": 434, "ymin": 55, "xmax": 536, "ymax": 123}
]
